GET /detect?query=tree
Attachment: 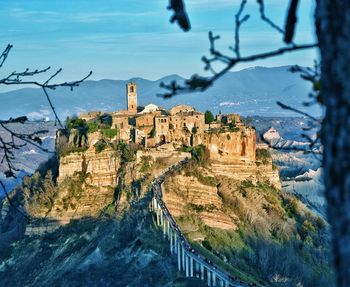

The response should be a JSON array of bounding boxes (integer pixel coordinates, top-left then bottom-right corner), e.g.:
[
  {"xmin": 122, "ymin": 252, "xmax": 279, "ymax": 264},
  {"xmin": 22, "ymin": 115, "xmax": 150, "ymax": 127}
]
[
  {"xmin": 204, "ymin": 110, "xmax": 214, "ymax": 124},
  {"xmin": 316, "ymin": 2, "xmax": 350, "ymax": 286}
]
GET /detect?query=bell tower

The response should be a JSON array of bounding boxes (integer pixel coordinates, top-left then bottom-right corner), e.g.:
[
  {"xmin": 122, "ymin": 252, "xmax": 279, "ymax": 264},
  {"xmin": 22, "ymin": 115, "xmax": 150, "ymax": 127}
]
[{"xmin": 126, "ymin": 82, "xmax": 137, "ymax": 114}]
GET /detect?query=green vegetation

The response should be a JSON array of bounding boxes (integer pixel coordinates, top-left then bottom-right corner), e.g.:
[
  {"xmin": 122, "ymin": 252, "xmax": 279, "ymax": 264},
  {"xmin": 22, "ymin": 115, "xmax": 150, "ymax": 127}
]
[
  {"xmin": 87, "ymin": 121, "xmax": 99, "ymax": 133},
  {"xmin": 149, "ymin": 128, "xmax": 155, "ymax": 138},
  {"xmin": 59, "ymin": 146, "xmax": 88, "ymax": 157},
  {"xmin": 255, "ymin": 148, "xmax": 271, "ymax": 165},
  {"xmin": 101, "ymin": 128, "xmax": 118, "ymax": 139},
  {"xmin": 140, "ymin": 155, "xmax": 152, "ymax": 172},
  {"xmin": 204, "ymin": 110, "xmax": 214, "ymax": 124},
  {"xmin": 228, "ymin": 123, "xmax": 240, "ymax": 132},
  {"xmin": 66, "ymin": 116, "xmax": 87, "ymax": 130},
  {"xmin": 94, "ymin": 139, "xmax": 108, "ymax": 153},
  {"xmin": 118, "ymin": 142, "xmax": 139, "ymax": 163},
  {"xmin": 188, "ymin": 203, "xmax": 216, "ymax": 213}
]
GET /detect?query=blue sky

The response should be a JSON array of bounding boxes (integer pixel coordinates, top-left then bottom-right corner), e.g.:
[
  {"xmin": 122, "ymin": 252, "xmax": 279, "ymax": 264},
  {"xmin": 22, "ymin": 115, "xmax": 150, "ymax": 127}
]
[{"xmin": 1, "ymin": 0, "xmax": 317, "ymax": 84}]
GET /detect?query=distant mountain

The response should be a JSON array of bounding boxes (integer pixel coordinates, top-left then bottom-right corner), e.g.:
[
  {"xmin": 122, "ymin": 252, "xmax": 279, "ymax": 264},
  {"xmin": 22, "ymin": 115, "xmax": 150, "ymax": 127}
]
[{"xmin": 0, "ymin": 66, "xmax": 322, "ymax": 121}]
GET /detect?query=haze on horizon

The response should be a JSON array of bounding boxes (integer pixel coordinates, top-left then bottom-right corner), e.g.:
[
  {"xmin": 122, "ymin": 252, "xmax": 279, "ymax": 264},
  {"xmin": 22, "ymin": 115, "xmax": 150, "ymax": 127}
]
[{"xmin": 1, "ymin": 0, "xmax": 317, "ymax": 92}]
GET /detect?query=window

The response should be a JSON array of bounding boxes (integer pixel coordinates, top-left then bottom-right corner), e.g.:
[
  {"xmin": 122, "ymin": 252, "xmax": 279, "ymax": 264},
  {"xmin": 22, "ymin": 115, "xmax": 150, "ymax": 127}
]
[{"xmin": 130, "ymin": 86, "xmax": 134, "ymax": 93}]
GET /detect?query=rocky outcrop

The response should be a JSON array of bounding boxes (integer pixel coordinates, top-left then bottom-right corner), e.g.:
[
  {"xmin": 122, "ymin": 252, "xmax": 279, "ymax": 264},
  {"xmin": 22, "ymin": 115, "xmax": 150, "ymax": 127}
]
[
  {"xmin": 203, "ymin": 127, "xmax": 256, "ymax": 162},
  {"xmin": 58, "ymin": 148, "xmax": 120, "ymax": 188},
  {"xmin": 163, "ymin": 174, "xmax": 237, "ymax": 230},
  {"xmin": 209, "ymin": 160, "xmax": 281, "ymax": 190}
]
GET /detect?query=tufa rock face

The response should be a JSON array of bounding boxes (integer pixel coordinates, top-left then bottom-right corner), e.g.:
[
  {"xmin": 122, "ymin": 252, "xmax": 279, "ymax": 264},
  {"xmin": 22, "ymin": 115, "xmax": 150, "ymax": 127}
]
[
  {"xmin": 203, "ymin": 127, "xmax": 256, "ymax": 163},
  {"xmin": 163, "ymin": 174, "xmax": 237, "ymax": 230},
  {"xmin": 58, "ymin": 148, "xmax": 120, "ymax": 188}
]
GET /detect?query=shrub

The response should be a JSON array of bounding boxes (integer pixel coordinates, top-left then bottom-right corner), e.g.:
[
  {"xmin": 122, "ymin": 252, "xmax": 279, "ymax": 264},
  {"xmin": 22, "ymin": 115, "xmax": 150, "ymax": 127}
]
[
  {"xmin": 101, "ymin": 128, "xmax": 118, "ymax": 139},
  {"xmin": 87, "ymin": 121, "xmax": 99, "ymax": 133},
  {"xmin": 299, "ymin": 220, "xmax": 316, "ymax": 240},
  {"xmin": 118, "ymin": 142, "xmax": 139, "ymax": 162},
  {"xmin": 66, "ymin": 116, "xmax": 87, "ymax": 130},
  {"xmin": 94, "ymin": 139, "xmax": 108, "ymax": 153},
  {"xmin": 256, "ymin": 148, "xmax": 271, "ymax": 165},
  {"xmin": 284, "ymin": 197, "xmax": 299, "ymax": 218},
  {"xmin": 241, "ymin": 179, "xmax": 254, "ymax": 189},
  {"xmin": 229, "ymin": 123, "xmax": 240, "ymax": 132},
  {"xmin": 140, "ymin": 156, "xmax": 152, "ymax": 172}
]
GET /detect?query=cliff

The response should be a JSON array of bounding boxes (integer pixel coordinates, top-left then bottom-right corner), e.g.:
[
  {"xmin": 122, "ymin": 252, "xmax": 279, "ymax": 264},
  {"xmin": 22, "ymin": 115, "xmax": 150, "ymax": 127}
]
[
  {"xmin": 58, "ymin": 148, "xmax": 120, "ymax": 188},
  {"xmin": 203, "ymin": 127, "xmax": 256, "ymax": 163}
]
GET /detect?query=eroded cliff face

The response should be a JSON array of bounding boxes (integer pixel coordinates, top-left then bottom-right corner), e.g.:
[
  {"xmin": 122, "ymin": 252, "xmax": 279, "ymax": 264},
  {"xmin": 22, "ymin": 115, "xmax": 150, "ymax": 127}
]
[
  {"xmin": 203, "ymin": 127, "xmax": 256, "ymax": 163},
  {"xmin": 162, "ymin": 150, "xmax": 281, "ymax": 232},
  {"xmin": 58, "ymin": 148, "xmax": 120, "ymax": 188}
]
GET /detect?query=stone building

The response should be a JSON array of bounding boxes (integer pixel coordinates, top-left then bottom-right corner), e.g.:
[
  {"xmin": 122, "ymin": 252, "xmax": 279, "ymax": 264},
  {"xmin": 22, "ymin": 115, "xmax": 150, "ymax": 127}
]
[
  {"xmin": 127, "ymin": 82, "xmax": 137, "ymax": 114},
  {"xmin": 217, "ymin": 113, "xmax": 242, "ymax": 125}
]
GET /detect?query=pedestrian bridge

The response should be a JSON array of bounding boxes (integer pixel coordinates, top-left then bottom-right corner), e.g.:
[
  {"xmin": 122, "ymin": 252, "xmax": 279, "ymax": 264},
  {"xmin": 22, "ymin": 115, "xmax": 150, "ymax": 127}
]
[{"xmin": 149, "ymin": 159, "xmax": 248, "ymax": 287}]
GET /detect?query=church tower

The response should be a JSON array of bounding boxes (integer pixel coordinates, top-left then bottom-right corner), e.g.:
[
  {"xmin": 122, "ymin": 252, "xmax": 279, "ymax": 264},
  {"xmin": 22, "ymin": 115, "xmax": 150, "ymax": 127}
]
[{"xmin": 126, "ymin": 82, "xmax": 137, "ymax": 114}]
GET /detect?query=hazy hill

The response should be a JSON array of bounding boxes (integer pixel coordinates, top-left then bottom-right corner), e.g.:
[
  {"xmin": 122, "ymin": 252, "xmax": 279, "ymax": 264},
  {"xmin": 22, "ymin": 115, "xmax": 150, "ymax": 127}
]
[{"xmin": 0, "ymin": 66, "xmax": 322, "ymax": 120}]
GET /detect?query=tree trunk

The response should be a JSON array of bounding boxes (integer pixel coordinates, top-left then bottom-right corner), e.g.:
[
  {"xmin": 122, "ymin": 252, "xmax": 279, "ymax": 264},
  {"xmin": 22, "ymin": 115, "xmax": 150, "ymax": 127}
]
[{"xmin": 316, "ymin": 1, "xmax": 350, "ymax": 286}]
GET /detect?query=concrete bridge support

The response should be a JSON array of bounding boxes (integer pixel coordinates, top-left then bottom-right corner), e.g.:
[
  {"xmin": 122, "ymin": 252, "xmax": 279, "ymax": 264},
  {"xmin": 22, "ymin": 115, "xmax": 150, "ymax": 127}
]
[
  {"xmin": 190, "ymin": 256, "xmax": 194, "ymax": 277},
  {"xmin": 177, "ymin": 242, "xmax": 181, "ymax": 271},
  {"xmin": 169, "ymin": 228, "xmax": 173, "ymax": 254},
  {"xmin": 185, "ymin": 255, "xmax": 189, "ymax": 277},
  {"xmin": 182, "ymin": 244, "xmax": 185, "ymax": 271},
  {"xmin": 207, "ymin": 269, "xmax": 212, "ymax": 286},
  {"xmin": 212, "ymin": 272, "xmax": 216, "ymax": 286},
  {"xmin": 195, "ymin": 261, "xmax": 199, "ymax": 278},
  {"xmin": 201, "ymin": 264, "xmax": 205, "ymax": 280},
  {"xmin": 174, "ymin": 233, "xmax": 177, "ymax": 254}
]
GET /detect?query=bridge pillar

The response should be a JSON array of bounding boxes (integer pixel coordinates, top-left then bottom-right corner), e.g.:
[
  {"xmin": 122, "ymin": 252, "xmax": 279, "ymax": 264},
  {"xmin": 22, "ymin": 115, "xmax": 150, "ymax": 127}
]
[
  {"xmin": 201, "ymin": 264, "xmax": 205, "ymax": 280},
  {"xmin": 177, "ymin": 242, "xmax": 181, "ymax": 271},
  {"xmin": 170, "ymin": 227, "xmax": 173, "ymax": 254},
  {"xmin": 224, "ymin": 280, "xmax": 229, "ymax": 287},
  {"xmin": 182, "ymin": 244, "xmax": 185, "ymax": 271},
  {"xmin": 195, "ymin": 261, "xmax": 199, "ymax": 278},
  {"xmin": 156, "ymin": 209, "xmax": 160, "ymax": 225},
  {"xmin": 185, "ymin": 255, "xmax": 189, "ymax": 277},
  {"xmin": 212, "ymin": 272, "xmax": 216, "ymax": 286},
  {"xmin": 190, "ymin": 256, "xmax": 194, "ymax": 277},
  {"xmin": 163, "ymin": 217, "xmax": 166, "ymax": 238},
  {"xmin": 160, "ymin": 209, "xmax": 163, "ymax": 225},
  {"xmin": 174, "ymin": 233, "xmax": 177, "ymax": 254},
  {"xmin": 207, "ymin": 269, "xmax": 212, "ymax": 287},
  {"xmin": 167, "ymin": 220, "xmax": 170, "ymax": 238}
]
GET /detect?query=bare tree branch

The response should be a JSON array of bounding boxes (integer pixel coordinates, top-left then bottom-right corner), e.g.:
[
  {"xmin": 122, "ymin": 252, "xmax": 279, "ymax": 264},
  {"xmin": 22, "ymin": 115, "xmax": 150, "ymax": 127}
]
[{"xmin": 284, "ymin": 0, "xmax": 300, "ymax": 44}]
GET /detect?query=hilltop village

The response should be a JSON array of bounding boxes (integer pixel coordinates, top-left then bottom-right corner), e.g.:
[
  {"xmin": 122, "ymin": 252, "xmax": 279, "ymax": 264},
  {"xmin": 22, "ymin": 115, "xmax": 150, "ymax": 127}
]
[{"xmin": 73, "ymin": 82, "xmax": 256, "ymax": 161}]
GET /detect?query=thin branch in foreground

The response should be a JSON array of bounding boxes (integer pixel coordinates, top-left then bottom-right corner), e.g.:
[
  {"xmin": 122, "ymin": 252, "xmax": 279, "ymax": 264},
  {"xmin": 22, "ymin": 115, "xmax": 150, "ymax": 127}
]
[
  {"xmin": 276, "ymin": 101, "xmax": 321, "ymax": 123},
  {"xmin": 233, "ymin": 0, "xmax": 250, "ymax": 58},
  {"xmin": 256, "ymin": 0, "xmax": 285, "ymax": 35}
]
